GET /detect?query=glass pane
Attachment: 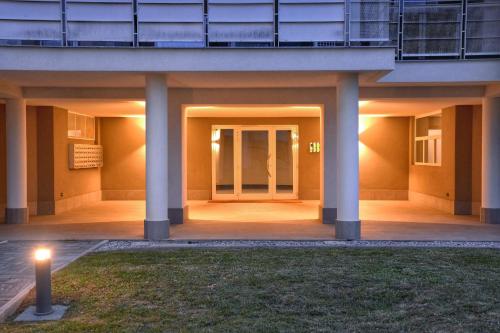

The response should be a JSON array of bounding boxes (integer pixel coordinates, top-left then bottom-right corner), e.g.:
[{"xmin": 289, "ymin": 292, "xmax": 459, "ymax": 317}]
[
  {"xmin": 77, "ymin": 114, "xmax": 86, "ymax": 138},
  {"xmin": 242, "ymin": 130, "xmax": 269, "ymax": 194},
  {"xmin": 416, "ymin": 114, "xmax": 442, "ymax": 137},
  {"xmin": 86, "ymin": 117, "xmax": 95, "ymax": 140},
  {"xmin": 415, "ymin": 140, "xmax": 424, "ymax": 163},
  {"xmin": 435, "ymin": 138, "xmax": 442, "ymax": 164},
  {"xmin": 423, "ymin": 139, "xmax": 429, "ymax": 164},
  {"xmin": 276, "ymin": 130, "xmax": 293, "ymax": 194},
  {"xmin": 427, "ymin": 139, "xmax": 435, "ymax": 164},
  {"xmin": 215, "ymin": 129, "xmax": 234, "ymax": 194}
]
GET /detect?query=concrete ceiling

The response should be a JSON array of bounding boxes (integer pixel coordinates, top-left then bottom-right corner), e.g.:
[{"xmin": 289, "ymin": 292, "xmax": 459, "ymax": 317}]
[{"xmin": 25, "ymin": 98, "xmax": 482, "ymax": 118}]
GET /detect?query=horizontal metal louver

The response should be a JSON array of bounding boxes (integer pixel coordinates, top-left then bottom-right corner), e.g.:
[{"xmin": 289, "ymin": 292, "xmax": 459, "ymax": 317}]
[
  {"xmin": 0, "ymin": 0, "xmax": 62, "ymax": 42},
  {"xmin": 278, "ymin": 0, "xmax": 345, "ymax": 43},
  {"xmin": 137, "ymin": 0, "xmax": 204, "ymax": 46},
  {"xmin": 208, "ymin": 0, "xmax": 274, "ymax": 43},
  {"xmin": 66, "ymin": 0, "xmax": 134, "ymax": 43},
  {"xmin": 402, "ymin": 0, "xmax": 462, "ymax": 57},
  {"xmin": 465, "ymin": 0, "xmax": 500, "ymax": 56}
]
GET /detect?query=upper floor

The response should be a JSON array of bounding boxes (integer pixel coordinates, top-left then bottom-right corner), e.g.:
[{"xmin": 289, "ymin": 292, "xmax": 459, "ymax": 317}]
[{"xmin": 0, "ymin": 0, "xmax": 499, "ymax": 60}]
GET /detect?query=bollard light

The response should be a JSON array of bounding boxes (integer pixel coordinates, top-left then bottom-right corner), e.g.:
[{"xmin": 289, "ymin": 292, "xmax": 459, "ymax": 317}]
[{"xmin": 34, "ymin": 248, "xmax": 53, "ymax": 316}]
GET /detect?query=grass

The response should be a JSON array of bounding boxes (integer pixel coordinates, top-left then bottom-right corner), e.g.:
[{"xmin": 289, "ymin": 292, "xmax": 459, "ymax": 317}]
[{"xmin": 2, "ymin": 248, "xmax": 500, "ymax": 332}]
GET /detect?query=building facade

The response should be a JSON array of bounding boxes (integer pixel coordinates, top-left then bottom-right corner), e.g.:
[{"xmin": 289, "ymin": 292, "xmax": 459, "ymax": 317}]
[{"xmin": 0, "ymin": 0, "xmax": 499, "ymax": 240}]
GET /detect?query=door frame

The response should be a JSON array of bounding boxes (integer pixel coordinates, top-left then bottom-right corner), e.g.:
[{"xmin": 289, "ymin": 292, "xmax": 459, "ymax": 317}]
[{"xmin": 211, "ymin": 124, "xmax": 299, "ymax": 201}]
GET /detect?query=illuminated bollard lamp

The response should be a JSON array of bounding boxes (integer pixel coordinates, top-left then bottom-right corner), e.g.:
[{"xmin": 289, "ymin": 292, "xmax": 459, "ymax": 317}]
[
  {"xmin": 15, "ymin": 247, "xmax": 68, "ymax": 322},
  {"xmin": 34, "ymin": 248, "xmax": 53, "ymax": 316}
]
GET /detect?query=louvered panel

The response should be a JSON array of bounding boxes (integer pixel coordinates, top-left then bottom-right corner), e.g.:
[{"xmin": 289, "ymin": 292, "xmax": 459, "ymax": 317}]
[
  {"xmin": 66, "ymin": 0, "xmax": 134, "ymax": 43},
  {"xmin": 402, "ymin": 0, "xmax": 462, "ymax": 57},
  {"xmin": 209, "ymin": 23, "xmax": 274, "ymax": 42},
  {"xmin": 137, "ymin": 0, "xmax": 204, "ymax": 45},
  {"xmin": 465, "ymin": 0, "xmax": 500, "ymax": 55},
  {"xmin": 208, "ymin": 0, "xmax": 274, "ymax": 43},
  {"xmin": 278, "ymin": 0, "xmax": 345, "ymax": 43},
  {"xmin": 0, "ymin": 0, "xmax": 61, "ymax": 41},
  {"xmin": 350, "ymin": 0, "xmax": 398, "ymax": 45}
]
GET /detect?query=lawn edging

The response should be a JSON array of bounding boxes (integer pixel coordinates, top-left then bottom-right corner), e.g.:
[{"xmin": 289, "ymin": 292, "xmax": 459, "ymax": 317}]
[{"xmin": 94, "ymin": 239, "xmax": 500, "ymax": 252}]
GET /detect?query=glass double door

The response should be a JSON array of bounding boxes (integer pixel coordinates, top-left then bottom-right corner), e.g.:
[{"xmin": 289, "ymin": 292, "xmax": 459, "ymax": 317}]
[{"xmin": 212, "ymin": 125, "xmax": 298, "ymax": 200}]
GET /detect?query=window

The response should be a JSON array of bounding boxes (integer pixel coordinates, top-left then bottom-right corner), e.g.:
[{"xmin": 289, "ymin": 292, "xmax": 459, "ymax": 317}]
[
  {"xmin": 414, "ymin": 112, "xmax": 442, "ymax": 166},
  {"xmin": 68, "ymin": 111, "xmax": 95, "ymax": 140}
]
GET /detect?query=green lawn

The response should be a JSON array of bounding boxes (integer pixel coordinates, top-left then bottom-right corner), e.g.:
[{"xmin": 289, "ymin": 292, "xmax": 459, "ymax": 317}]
[{"xmin": 2, "ymin": 248, "xmax": 500, "ymax": 332}]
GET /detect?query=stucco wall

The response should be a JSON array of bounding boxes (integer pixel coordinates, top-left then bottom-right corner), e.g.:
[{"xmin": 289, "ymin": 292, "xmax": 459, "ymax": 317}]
[
  {"xmin": 52, "ymin": 107, "xmax": 101, "ymax": 211},
  {"xmin": 471, "ymin": 105, "xmax": 482, "ymax": 213},
  {"xmin": 96, "ymin": 113, "xmax": 411, "ymax": 202},
  {"xmin": 26, "ymin": 106, "xmax": 38, "ymax": 210},
  {"xmin": 100, "ymin": 117, "xmax": 146, "ymax": 200},
  {"xmin": 359, "ymin": 117, "xmax": 410, "ymax": 199},
  {"xmin": 187, "ymin": 117, "xmax": 321, "ymax": 200},
  {"xmin": 409, "ymin": 105, "xmax": 481, "ymax": 214},
  {"xmin": 409, "ymin": 107, "xmax": 456, "ymax": 201}
]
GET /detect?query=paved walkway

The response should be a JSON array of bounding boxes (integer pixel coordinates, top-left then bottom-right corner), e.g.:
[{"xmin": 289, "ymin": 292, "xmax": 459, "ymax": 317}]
[
  {"xmin": 0, "ymin": 200, "xmax": 499, "ymax": 241},
  {"xmin": 0, "ymin": 240, "xmax": 103, "ymax": 321}
]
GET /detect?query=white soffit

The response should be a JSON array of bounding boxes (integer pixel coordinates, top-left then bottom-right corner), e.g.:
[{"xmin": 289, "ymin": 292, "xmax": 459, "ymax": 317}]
[
  {"xmin": 22, "ymin": 99, "xmax": 482, "ymax": 118},
  {"xmin": 185, "ymin": 105, "xmax": 322, "ymax": 117}
]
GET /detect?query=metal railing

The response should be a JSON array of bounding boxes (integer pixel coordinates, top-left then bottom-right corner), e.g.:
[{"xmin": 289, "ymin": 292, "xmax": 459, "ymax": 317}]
[{"xmin": 0, "ymin": 0, "xmax": 498, "ymax": 60}]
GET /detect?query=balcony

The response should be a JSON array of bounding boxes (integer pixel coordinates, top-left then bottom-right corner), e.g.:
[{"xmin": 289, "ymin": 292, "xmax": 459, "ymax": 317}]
[{"xmin": 0, "ymin": 0, "xmax": 498, "ymax": 60}]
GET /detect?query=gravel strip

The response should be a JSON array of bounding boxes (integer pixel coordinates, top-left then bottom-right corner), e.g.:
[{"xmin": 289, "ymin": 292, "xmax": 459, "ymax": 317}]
[{"xmin": 94, "ymin": 240, "xmax": 500, "ymax": 252}]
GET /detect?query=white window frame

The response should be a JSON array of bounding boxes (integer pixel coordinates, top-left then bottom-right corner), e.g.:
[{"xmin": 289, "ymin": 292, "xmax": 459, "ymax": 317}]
[
  {"xmin": 67, "ymin": 111, "xmax": 96, "ymax": 141},
  {"xmin": 211, "ymin": 124, "xmax": 299, "ymax": 201},
  {"xmin": 414, "ymin": 111, "xmax": 442, "ymax": 167}
]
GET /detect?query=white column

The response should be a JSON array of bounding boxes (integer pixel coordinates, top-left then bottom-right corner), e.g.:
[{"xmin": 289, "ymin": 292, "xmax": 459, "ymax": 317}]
[
  {"xmin": 336, "ymin": 73, "xmax": 360, "ymax": 239},
  {"xmin": 481, "ymin": 97, "xmax": 500, "ymax": 224},
  {"xmin": 144, "ymin": 74, "xmax": 169, "ymax": 239},
  {"xmin": 5, "ymin": 98, "xmax": 28, "ymax": 224}
]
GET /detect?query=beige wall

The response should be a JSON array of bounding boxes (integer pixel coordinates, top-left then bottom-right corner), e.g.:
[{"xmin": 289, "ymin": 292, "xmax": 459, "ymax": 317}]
[
  {"xmin": 36, "ymin": 106, "xmax": 55, "ymax": 214},
  {"xmin": 26, "ymin": 106, "xmax": 38, "ymax": 209},
  {"xmin": 409, "ymin": 107, "xmax": 456, "ymax": 201},
  {"xmin": 100, "ymin": 117, "xmax": 146, "ymax": 199},
  {"xmin": 53, "ymin": 107, "xmax": 101, "ymax": 203},
  {"xmin": 359, "ymin": 117, "xmax": 410, "ymax": 199},
  {"xmin": 51, "ymin": 113, "xmax": 413, "ymax": 203},
  {"xmin": 471, "ymin": 105, "xmax": 482, "ymax": 213},
  {"xmin": 409, "ymin": 105, "xmax": 481, "ymax": 214},
  {"xmin": 187, "ymin": 117, "xmax": 321, "ymax": 200}
]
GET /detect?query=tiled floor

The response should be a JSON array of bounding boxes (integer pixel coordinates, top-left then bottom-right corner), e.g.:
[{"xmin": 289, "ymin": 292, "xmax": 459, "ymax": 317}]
[
  {"xmin": 0, "ymin": 200, "xmax": 499, "ymax": 241},
  {"xmin": 0, "ymin": 240, "xmax": 101, "ymax": 321}
]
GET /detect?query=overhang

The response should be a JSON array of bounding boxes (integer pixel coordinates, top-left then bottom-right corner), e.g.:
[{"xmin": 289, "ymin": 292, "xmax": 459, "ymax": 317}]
[{"xmin": 0, "ymin": 47, "xmax": 395, "ymax": 72}]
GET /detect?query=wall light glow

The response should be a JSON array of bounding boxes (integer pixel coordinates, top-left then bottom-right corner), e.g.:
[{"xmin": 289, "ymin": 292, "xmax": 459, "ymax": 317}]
[{"xmin": 134, "ymin": 101, "xmax": 146, "ymax": 107}]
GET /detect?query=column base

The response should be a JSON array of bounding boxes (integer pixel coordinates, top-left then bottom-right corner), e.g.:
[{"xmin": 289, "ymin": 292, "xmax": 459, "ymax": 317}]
[
  {"xmin": 480, "ymin": 208, "xmax": 500, "ymax": 224},
  {"xmin": 168, "ymin": 208, "xmax": 184, "ymax": 225},
  {"xmin": 5, "ymin": 208, "xmax": 28, "ymax": 224},
  {"xmin": 335, "ymin": 220, "xmax": 360, "ymax": 240},
  {"xmin": 321, "ymin": 208, "xmax": 337, "ymax": 224},
  {"xmin": 144, "ymin": 219, "xmax": 169, "ymax": 240}
]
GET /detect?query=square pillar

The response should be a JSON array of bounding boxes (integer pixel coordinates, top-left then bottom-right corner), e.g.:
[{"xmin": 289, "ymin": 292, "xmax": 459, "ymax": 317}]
[
  {"xmin": 5, "ymin": 98, "xmax": 28, "ymax": 224},
  {"xmin": 168, "ymin": 91, "xmax": 184, "ymax": 225},
  {"xmin": 322, "ymin": 102, "xmax": 337, "ymax": 223},
  {"xmin": 335, "ymin": 74, "xmax": 360, "ymax": 240},
  {"xmin": 144, "ymin": 74, "xmax": 170, "ymax": 240},
  {"xmin": 481, "ymin": 97, "xmax": 500, "ymax": 224}
]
